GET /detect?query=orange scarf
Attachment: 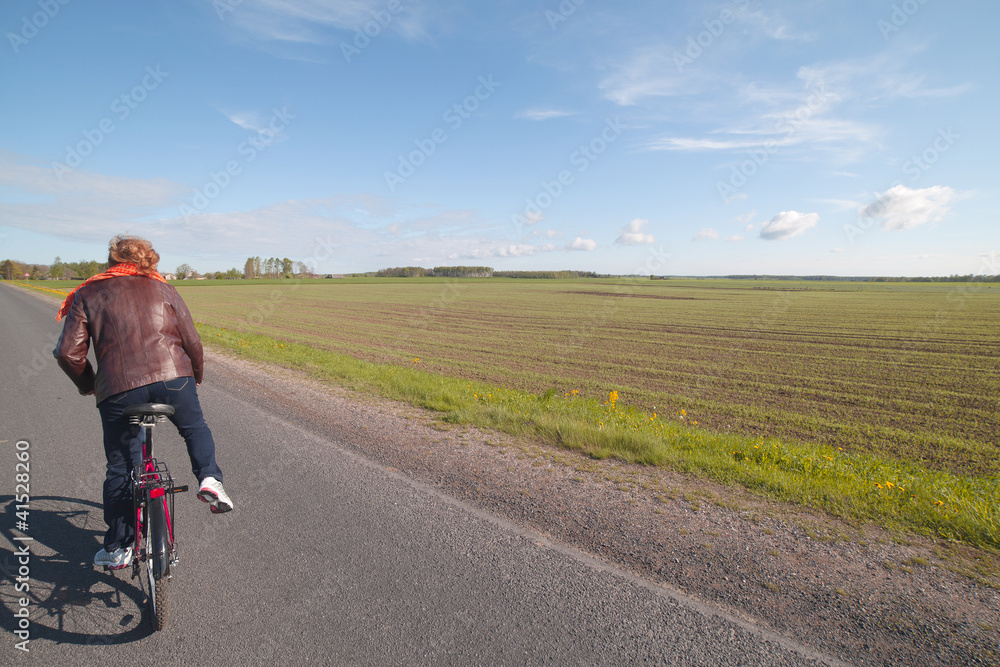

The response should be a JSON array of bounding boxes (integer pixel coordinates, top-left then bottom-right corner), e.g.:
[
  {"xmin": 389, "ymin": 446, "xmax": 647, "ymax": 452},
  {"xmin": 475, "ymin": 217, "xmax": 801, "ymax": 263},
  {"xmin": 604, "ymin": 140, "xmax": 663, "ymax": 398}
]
[{"xmin": 56, "ymin": 263, "xmax": 168, "ymax": 321}]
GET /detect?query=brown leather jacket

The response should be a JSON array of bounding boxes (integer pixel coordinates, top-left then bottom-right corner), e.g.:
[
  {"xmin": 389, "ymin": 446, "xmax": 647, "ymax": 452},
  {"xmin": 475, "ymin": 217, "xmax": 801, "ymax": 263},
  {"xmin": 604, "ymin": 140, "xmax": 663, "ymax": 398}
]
[{"xmin": 53, "ymin": 276, "xmax": 204, "ymax": 403}]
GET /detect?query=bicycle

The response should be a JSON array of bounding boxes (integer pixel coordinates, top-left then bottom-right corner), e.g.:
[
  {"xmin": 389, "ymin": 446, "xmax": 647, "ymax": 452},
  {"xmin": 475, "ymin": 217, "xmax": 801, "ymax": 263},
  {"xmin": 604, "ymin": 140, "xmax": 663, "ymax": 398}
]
[{"xmin": 117, "ymin": 402, "xmax": 188, "ymax": 631}]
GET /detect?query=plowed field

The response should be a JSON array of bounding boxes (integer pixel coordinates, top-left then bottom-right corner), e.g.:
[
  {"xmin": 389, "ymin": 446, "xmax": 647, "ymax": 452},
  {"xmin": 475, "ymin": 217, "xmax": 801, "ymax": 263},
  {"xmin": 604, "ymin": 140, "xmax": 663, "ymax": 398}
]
[{"xmin": 177, "ymin": 278, "xmax": 1000, "ymax": 477}]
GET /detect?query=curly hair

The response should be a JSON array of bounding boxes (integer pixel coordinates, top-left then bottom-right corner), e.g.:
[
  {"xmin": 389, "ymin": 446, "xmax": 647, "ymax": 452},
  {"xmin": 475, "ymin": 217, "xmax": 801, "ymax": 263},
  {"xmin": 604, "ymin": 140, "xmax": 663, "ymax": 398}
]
[{"xmin": 107, "ymin": 234, "xmax": 160, "ymax": 273}]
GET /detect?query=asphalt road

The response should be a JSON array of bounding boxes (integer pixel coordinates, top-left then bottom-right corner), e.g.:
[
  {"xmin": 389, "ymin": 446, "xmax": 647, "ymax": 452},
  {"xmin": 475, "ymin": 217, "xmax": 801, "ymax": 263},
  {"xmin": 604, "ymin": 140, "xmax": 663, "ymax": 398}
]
[{"xmin": 0, "ymin": 283, "xmax": 843, "ymax": 666}]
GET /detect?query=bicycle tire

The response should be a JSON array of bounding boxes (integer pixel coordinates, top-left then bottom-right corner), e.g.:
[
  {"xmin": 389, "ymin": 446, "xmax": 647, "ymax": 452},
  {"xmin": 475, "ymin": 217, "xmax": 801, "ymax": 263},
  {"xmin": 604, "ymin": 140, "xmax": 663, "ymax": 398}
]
[
  {"xmin": 146, "ymin": 497, "xmax": 171, "ymax": 631},
  {"xmin": 146, "ymin": 556, "xmax": 169, "ymax": 631}
]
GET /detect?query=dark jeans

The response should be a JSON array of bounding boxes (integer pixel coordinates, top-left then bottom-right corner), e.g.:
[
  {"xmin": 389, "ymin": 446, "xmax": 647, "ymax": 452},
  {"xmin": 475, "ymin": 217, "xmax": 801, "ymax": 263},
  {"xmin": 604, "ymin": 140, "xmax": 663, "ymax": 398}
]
[{"xmin": 97, "ymin": 377, "xmax": 223, "ymax": 550}]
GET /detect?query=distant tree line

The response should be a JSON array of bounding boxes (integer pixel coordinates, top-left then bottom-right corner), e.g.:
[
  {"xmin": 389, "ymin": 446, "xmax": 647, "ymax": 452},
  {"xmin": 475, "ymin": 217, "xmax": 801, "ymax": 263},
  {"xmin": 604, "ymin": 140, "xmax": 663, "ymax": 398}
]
[
  {"xmin": 239, "ymin": 256, "xmax": 312, "ymax": 280},
  {"xmin": 493, "ymin": 270, "xmax": 599, "ymax": 279},
  {"xmin": 373, "ymin": 266, "xmax": 494, "ymax": 277},
  {"xmin": 719, "ymin": 274, "xmax": 1000, "ymax": 282},
  {"xmin": 369, "ymin": 267, "xmax": 601, "ymax": 279},
  {"xmin": 0, "ymin": 255, "xmax": 306, "ymax": 281},
  {"xmin": 1, "ymin": 257, "xmax": 108, "ymax": 280},
  {"xmin": 872, "ymin": 274, "xmax": 1000, "ymax": 282}
]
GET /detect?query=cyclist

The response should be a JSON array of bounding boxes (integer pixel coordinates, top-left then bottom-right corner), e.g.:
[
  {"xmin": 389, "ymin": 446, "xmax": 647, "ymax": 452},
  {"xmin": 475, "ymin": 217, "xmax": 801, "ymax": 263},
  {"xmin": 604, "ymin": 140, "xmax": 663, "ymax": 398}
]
[{"xmin": 53, "ymin": 234, "xmax": 233, "ymax": 569}]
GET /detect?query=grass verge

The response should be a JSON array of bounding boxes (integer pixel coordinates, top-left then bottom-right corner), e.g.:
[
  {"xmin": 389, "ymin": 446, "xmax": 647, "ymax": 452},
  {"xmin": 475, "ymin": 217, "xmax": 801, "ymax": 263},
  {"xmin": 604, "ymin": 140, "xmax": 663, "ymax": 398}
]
[{"xmin": 208, "ymin": 323, "xmax": 996, "ymax": 549}]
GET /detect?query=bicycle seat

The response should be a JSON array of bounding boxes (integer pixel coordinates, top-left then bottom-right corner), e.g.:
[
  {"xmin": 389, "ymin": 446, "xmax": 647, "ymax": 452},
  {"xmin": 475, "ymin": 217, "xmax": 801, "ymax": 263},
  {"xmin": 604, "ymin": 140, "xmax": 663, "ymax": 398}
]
[{"xmin": 123, "ymin": 403, "xmax": 175, "ymax": 418}]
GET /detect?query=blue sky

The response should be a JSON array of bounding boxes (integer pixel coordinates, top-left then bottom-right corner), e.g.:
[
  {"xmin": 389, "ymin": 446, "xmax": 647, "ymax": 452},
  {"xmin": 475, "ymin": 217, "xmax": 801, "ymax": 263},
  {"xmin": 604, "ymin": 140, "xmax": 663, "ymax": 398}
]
[{"xmin": 1, "ymin": 0, "xmax": 997, "ymax": 276}]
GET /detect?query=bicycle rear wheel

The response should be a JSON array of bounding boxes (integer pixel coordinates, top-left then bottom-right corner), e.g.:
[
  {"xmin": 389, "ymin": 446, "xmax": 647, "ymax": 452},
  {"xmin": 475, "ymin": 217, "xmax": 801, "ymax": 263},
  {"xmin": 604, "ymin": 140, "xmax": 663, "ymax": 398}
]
[{"xmin": 145, "ymin": 498, "xmax": 171, "ymax": 631}]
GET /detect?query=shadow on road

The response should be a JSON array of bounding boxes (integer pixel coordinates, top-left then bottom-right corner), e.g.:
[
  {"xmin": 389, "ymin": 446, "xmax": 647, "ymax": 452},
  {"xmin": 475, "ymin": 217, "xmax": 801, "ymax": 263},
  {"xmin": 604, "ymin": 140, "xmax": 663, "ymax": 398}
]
[{"xmin": 0, "ymin": 494, "xmax": 152, "ymax": 645}]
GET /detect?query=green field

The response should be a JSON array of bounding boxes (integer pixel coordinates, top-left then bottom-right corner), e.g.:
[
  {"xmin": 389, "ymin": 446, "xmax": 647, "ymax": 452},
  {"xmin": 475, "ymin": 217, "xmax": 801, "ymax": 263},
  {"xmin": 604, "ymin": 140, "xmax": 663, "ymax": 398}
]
[
  {"xmin": 174, "ymin": 278, "xmax": 999, "ymax": 478},
  {"xmin": 20, "ymin": 277, "xmax": 998, "ymax": 546}
]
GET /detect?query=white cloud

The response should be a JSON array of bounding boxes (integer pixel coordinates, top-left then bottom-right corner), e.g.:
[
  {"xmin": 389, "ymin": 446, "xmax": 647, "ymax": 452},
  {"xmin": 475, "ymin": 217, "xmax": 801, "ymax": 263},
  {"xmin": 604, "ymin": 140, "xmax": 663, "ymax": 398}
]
[
  {"xmin": 223, "ymin": 0, "xmax": 432, "ymax": 44},
  {"xmin": 857, "ymin": 184, "xmax": 954, "ymax": 231},
  {"xmin": 726, "ymin": 235, "xmax": 745, "ymax": 242},
  {"xmin": 453, "ymin": 242, "xmax": 566, "ymax": 260},
  {"xmin": 693, "ymin": 228, "xmax": 718, "ymax": 241},
  {"xmin": 221, "ymin": 110, "xmax": 264, "ymax": 132},
  {"xmin": 569, "ymin": 237, "xmax": 597, "ymax": 251},
  {"xmin": 515, "ymin": 108, "xmax": 577, "ymax": 121},
  {"xmin": 727, "ymin": 192, "xmax": 748, "ymax": 203},
  {"xmin": 599, "ymin": 45, "xmax": 693, "ymax": 106},
  {"xmin": 520, "ymin": 209, "xmax": 544, "ymax": 225},
  {"xmin": 0, "ymin": 151, "xmax": 186, "ymax": 246},
  {"xmin": 597, "ymin": 5, "xmax": 812, "ymax": 107},
  {"xmin": 496, "ymin": 244, "xmax": 542, "ymax": 257},
  {"xmin": 640, "ymin": 48, "xmax": 961, "ymax": 164},
  {"xmin": 650, "ymin": 135, "xmax": 796, "ymax": 152},
  {"xmin": 759, "ymin": 211, "xmax": 819, "ymax": 240},
  {"xmin": 742, "ymin": 8, "xmax": 817, "ymax": 42},
  {"xmin": 615, "ymin": 218, "xmax": 655, "ymax": 245}
]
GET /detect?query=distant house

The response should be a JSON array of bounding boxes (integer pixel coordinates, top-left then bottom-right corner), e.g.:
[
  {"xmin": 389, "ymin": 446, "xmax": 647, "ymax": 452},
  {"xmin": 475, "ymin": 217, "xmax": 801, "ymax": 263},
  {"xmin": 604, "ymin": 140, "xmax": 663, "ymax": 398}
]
[{"xmin": 162, "ymin": 273, "xmax": 176, "ymax": 280}]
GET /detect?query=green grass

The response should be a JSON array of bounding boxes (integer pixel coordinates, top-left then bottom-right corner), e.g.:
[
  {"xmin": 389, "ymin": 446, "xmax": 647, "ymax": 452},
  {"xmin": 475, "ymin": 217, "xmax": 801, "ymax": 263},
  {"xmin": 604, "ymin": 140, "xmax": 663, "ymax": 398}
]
[{"xmin": 198, "ymin": 322, "xmax": 999, "ymax": 550}]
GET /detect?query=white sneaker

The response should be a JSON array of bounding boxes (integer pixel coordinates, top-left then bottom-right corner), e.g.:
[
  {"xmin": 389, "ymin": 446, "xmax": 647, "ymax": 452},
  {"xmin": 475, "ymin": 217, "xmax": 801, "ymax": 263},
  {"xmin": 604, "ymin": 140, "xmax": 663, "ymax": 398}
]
[
  {"xmin": 95, "ymin": 546, "xmax": 133, "ymax": 569},
  {"xmin": 197, "ymin": 477, "xmax": 233, "ymax": 514}
]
